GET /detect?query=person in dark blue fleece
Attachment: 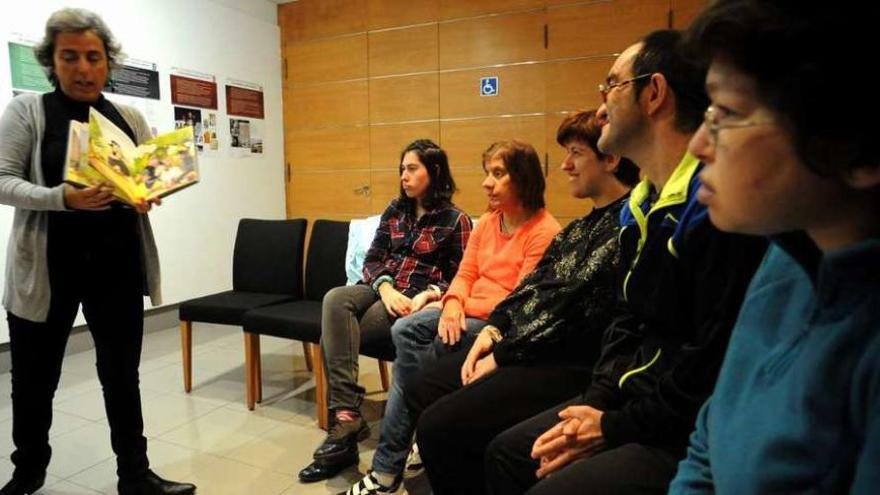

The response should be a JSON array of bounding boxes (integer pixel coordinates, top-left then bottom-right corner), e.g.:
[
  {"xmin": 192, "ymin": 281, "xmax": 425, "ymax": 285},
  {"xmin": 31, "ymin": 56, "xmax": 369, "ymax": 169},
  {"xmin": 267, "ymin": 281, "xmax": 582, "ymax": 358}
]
[{"xmin": 668, "ymin": 2, "xmax": 880, "ymax": 493}]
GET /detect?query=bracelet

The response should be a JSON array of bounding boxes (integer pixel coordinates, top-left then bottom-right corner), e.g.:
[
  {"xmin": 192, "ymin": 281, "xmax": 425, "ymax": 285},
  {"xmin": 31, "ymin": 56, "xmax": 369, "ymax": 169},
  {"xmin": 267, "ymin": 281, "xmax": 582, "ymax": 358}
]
[
  {"xmin": 482, "ymin": 325, "xmax": 503, "ymax": 344},
  {"xmin": 427, "ymin": 284, "xmax": 442, "ymax": 300},
  {"xmin": 371, "ymin": 275, "xmax": 394, "ymax": 294}
]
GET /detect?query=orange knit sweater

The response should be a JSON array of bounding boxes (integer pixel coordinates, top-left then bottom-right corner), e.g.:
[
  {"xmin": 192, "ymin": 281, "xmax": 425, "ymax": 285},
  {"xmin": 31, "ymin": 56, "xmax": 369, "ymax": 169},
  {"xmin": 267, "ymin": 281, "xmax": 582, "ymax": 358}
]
[{"xmin": 442, "ymin": 208, "xmax": 561, "ymax": 320}]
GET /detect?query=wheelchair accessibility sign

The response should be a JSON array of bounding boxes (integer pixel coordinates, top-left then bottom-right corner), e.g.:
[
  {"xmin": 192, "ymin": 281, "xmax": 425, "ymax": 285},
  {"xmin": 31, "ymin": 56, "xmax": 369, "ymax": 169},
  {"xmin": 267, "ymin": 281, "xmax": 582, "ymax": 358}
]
[{"xmin": 480, "ymin": 76, "xmax": 499, "ymax": 97}]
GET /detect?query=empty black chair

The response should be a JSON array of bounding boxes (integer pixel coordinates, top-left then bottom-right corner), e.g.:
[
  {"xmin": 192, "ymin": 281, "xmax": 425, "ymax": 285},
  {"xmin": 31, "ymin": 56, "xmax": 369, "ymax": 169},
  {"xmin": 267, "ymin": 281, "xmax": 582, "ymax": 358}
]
[
  {"xmin": 243, "ymin": 219, "xmax": 393, "ymax": 426},
  {"xmin": 178, "ymin": 218, "xmax": 307, "ymax": 393}
]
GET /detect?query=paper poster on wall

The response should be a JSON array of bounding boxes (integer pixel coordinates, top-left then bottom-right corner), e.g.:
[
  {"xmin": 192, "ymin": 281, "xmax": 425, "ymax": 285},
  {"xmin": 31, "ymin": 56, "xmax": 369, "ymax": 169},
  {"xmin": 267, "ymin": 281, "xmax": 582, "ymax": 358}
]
[
  {"xmin": 225, "ymin": 79, "xmax": 264, "ymax": 119},
  {"xmin": 7, "ymin": 39, "xmax": 52, "ymax": 93},
  {"xmin": 229, "ymin": 118, "xmax": 263, "ymax": 157},
  {"xmin": 170, "ymin": 68, "xmax": 217, "ymax": 109},
  {"xmin": 174, "ymin": 106, "xmax": 217, "ymax": 154},
  {"xmin": 106, "ymin": 58, "xmax": 160, "ymax": 100}
]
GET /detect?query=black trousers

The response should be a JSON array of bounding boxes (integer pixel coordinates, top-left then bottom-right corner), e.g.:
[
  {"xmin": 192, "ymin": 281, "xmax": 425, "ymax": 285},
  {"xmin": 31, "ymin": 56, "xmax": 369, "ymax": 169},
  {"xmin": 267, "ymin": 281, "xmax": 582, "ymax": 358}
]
[
  {"xmin": 6, "ymin": 214, "xmax": 149, "ymax": 481},
  {"xmin": 405, "ymin": 344, "xmax": 593, "ymax": 495},
  {"xmin": 485, "ymin": 399, "xmax": 682, "ymax": 495}
]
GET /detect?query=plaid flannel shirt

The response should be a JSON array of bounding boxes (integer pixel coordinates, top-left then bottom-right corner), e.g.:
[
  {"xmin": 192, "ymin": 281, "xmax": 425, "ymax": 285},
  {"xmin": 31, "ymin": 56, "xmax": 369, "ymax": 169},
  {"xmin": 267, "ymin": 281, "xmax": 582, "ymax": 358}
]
[{"xmin": 362, "ymin": 199, "xmax": 472, "ymax": 297}]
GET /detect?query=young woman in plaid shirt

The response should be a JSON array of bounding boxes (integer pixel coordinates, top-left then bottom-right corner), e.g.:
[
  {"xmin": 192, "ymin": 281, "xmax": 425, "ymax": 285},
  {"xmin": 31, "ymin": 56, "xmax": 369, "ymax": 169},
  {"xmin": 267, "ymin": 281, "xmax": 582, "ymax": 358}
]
[{"xmin": 299, "ymin": 139, "xmax": 472, "ymax": 482}]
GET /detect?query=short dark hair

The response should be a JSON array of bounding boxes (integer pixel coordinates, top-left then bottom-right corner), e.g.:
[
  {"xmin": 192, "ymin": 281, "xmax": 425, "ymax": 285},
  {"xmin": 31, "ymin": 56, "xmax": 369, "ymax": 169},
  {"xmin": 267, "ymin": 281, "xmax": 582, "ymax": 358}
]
[
  {"xmin": 483, "ymin": 140, "xmax": 546, "ymax": 212},
  {"xmin": 631, "ymin": 29, "xmax": 709, "ymax": 133},
  {"xmin": 556, "ymin": 110, "xmax": 640, "ymax": 187},
  {"xmin": 35, "ymin": 8, "xmax": 123, "ymax": 86},
  {"xmin": 398, "ymin": 139, "xmax": 457, "ymax": 211},
  {"xmin": 685, "ymin": 0, "xmax": 877, "ymax": 176}
]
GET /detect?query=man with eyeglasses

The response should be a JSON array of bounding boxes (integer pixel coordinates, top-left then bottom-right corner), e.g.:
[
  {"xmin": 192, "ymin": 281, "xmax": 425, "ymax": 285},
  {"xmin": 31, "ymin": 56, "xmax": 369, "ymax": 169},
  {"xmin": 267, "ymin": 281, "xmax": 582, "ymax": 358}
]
[{"xmin": 483, "ymin": 30, "xmax": 768, "ymax": 495}]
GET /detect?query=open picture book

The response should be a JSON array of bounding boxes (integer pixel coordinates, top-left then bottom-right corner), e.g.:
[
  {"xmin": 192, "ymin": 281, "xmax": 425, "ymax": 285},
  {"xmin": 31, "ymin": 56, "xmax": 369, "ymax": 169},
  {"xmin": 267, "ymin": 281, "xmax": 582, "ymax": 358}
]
[{"xmin": 64, "ymin": 107, "xmax": 199, "ymax": 206}]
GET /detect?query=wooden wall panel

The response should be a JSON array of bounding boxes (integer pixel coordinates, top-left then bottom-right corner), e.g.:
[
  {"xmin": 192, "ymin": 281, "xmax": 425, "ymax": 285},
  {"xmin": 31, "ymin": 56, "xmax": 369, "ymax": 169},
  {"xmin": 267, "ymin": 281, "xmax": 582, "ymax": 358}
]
[
  {"xmin": 369, "ymin": 74, "xmax": 440, "ymax": 122},
  {"xmin": 281, "ymin": 0, "xmax": 368, "ymax": 43},
  {"xmin": 279, "ymin": 0, "xmax": 677, "ymax": 223},
  {"xmin": 368, "ymin": 0, "xmax": 439, "ymax": 30},
  {"xmin": 440, "ymin": 115, "xmax": 546, "ymax": 168},
  {"xmin": 439, "ymin": 11, "xmax": 546, "ymax": 69},
  {"xmin": 369, "ymin": 170, "xmax": 401, "ymax": 214},
  {"xmin": 439, "ymin": 63, "xmax": 545, "ymax": 119},
  {"xmin": 369, "ymin": 25, "xmax": 438, "ymax": 77},
  {"xmin": 671, "ymin": 0, "xmax": 707, "ymax": 28},
  {"xmin": 285, "ymin": 80, "xmax": 369, "ymax": 128},
  {"xmin": 547, "ymin": 0, "xmax": 668, "ymax": 59},
  {"xmin": 370, "ymin": 122, "xmax": 441, "ymax": 169},
  {"xmin": 287, "ymin": 171, "xmax": 372, "ymax": 217},
  {"xmin": 439, "ymin": 0, "xmax": 544, "ymax": 20},
  {"xmin": 545, "ymin": 57, "xmax": 615, "ymax": 113},
  {"xmin": 286, "ymin": 127, "xmax": 370, "ymax": 172},
  {"xmin": 450, "ymin": 168, "xmax": 491, "ymax": 218},
  {"xmin": 286, "ymin": 34, "xmax": 367, "ymax": 85}
]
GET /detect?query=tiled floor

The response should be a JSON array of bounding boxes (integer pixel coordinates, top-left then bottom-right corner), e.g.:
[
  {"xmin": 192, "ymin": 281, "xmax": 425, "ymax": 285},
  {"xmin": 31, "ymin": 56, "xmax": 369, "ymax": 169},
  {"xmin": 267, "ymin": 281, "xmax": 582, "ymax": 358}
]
[{"xmin": 0, "ymin": 323, "xmax": 428, "ymax": 495}]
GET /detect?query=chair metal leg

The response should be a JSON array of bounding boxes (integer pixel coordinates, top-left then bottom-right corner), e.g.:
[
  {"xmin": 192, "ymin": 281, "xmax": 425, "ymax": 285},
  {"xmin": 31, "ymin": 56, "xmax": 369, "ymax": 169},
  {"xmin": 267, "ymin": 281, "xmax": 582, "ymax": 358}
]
[
  {"xmin": 379, "ymin": 360, "xmax": 391, "ymax": 392},
  {"xmin": 244, "ymin": 332, "xmax": 257, "ymax": 411},
  {"xmin": 180, "ymin": 321, "xmax": 193, "ymax": 393},
  {"xmin": 302, "ymin": 342, "xmax": 313, "ymax": 372},
  {"xmin": 311, "ymin": 343, "xmax": 329, "ymax": 430}
]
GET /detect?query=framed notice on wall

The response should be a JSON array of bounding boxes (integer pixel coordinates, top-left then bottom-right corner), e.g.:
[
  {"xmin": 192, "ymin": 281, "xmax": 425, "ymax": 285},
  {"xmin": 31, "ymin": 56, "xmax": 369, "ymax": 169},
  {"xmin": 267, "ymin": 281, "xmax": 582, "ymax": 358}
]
[
  {"xmin": 225, "ymin": 80, "xmax": 264, "ymax": 119},
  {"xmin": 170, "ymin": 68, "xmax": 218, "ymax": 109}
]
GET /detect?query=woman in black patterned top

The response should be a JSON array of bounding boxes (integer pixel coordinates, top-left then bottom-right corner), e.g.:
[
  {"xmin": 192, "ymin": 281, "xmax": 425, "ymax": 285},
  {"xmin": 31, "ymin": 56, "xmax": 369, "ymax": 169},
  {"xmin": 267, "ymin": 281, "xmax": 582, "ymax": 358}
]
[
  {"xmin": 405, "ymin": 111, "xmax": 640, "ymax": 495},
  {"xmin": 299, "ymin": 139, "xmax": 472, "ymax": 483}
]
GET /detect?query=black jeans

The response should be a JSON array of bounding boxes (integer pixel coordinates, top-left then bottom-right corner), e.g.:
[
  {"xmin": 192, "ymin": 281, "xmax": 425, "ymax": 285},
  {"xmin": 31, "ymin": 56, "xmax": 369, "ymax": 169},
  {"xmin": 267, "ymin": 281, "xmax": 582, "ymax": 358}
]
[
  {"xmin": 6, "ymin": 213, "xmax": 149, "ymax": 482},
  {"xmin": 485, "ymin": 399, "xmax": 682, "ymax": 495},
  {"xmin": 405, "ymin": 345, "xmax": 593, "ymax": 495}
]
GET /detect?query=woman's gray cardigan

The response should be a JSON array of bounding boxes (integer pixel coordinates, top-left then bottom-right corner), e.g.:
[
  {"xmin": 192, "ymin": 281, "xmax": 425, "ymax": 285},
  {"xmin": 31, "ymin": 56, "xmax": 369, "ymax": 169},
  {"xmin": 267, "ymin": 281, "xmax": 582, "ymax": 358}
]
[{"xmin": 0, "ymin": 93, "xmax": 161, "ymax": 322}]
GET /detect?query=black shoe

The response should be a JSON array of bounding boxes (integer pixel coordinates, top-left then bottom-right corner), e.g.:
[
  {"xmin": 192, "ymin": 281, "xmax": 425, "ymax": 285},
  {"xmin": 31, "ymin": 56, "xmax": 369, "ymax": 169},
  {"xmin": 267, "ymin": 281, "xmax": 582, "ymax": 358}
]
[
  {"xmin": 117, "ymin": 470, "xmax": 196, "ymax": 495},
  {"xmin": 298, "ymin": 451, "xmax": 359, "ymax": 483},
  {"xmin": 312, "ymin": 416, "xmax": 370, "ymax": 463},
  {"xmin": 0, "ymin": 474, "xmax": 45, "ymax": 495}
]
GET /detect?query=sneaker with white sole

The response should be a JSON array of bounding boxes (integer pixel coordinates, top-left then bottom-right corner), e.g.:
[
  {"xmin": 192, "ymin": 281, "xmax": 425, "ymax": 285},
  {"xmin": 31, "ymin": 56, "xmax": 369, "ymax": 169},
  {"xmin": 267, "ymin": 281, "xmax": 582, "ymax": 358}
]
[
  {"xmin": 337, "ymin": 472, "xmax": 400, "ymax": 495},
  {"xmin": 404, "ymin": 442, "xmax": 423, "ymax": 477}
]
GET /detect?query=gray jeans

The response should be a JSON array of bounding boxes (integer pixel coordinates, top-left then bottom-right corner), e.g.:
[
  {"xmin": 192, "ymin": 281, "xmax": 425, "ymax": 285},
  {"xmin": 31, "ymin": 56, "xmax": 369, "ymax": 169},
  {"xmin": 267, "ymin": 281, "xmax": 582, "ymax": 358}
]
[{"xmin": 321, "ymin": 284, "xmax": 394, "ymax": 412}]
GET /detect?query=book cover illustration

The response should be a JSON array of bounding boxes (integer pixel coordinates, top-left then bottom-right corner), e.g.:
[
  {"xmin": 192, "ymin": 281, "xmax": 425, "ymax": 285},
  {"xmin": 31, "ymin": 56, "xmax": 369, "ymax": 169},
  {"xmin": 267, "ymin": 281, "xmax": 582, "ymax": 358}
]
[{"xmin": 65, "ymin": 107, "xmax": 199, "ymax": 206}]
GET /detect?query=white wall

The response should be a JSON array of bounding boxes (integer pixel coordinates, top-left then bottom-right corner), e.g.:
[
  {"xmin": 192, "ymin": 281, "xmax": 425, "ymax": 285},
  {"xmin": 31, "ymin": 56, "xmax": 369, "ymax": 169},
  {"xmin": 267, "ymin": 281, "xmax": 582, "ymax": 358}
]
[{"xmin": 0, "ymin": 0, "xmax": 286, "ymax": 343}]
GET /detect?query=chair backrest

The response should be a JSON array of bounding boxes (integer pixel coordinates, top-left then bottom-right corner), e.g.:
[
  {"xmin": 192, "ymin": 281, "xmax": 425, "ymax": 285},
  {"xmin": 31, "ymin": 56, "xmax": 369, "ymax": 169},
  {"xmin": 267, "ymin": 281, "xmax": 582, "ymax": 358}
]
[
  {"xmin": 232, "ymin": 218, "xmax": 307, "ymax": 297},
  {"xmin": 304, "ymin": 220, "xmax": 350, "ymax": 301}
]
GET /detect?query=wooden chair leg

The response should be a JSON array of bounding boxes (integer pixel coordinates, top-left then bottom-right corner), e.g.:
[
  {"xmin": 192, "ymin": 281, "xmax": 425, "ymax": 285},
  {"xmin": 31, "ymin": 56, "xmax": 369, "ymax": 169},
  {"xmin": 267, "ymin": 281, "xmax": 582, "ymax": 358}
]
[
  {"xmin": 379, "ymin": 360, "xmax": 391, "ymax": 392},
  {"xmin": 311, "ymin": 343, "xmax": 329, "ymax": 430},
  {"xmin": 254, "ymin": 334, "xmax": 262, "ymax": 404},
  {"xmin": 180, "ymin": 321, "xmax": 193, "ymax": 393},
  {"xmin": 244, "ymin": 332, "xmax": 257, "ymax": 411},
  {"xmin": 302, "ymin": 342, "xmax": 313, "ymax": 372}
]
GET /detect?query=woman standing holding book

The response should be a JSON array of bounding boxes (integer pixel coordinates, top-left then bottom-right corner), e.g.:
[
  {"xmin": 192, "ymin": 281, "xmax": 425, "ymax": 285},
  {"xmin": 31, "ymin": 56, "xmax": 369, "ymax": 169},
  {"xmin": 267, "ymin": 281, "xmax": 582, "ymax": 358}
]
[{"xmin": 0, "ymin": 8, "xmax": 195, "ymax": 495}]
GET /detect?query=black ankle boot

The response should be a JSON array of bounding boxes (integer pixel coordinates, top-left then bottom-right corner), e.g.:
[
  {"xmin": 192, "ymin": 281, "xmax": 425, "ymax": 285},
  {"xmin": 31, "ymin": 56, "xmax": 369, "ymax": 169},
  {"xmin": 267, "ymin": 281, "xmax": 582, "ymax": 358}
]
[
  {"xmin": 117, "ymin": 470, "xmax": 196, "ymax": 495},
  {"xmin": 0, "ymin": 474, "xmax": 45, "ymax": 495}
]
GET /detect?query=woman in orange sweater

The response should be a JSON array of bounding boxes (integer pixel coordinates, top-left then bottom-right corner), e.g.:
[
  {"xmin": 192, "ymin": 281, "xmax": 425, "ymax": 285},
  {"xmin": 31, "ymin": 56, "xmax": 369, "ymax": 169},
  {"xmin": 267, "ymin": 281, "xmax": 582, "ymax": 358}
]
[{"xmin": 343, "ymin": 140, "xmax": 560, "ymax": 495}]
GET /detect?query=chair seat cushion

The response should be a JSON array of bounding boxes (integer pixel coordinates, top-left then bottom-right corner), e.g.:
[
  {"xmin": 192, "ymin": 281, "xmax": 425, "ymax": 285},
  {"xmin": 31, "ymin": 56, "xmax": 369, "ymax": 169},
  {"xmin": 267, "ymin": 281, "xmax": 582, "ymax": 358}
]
[
  {"xmin": 242, "ymin": 300, "xmax": 324, "ymax": 342},
  {"xmin": 179, "ymin": 290, "xmax": 297, "ymax": 325},
  {"xmin": 242, "ymin": 300, "xmax": 396, "ymax": 361}
]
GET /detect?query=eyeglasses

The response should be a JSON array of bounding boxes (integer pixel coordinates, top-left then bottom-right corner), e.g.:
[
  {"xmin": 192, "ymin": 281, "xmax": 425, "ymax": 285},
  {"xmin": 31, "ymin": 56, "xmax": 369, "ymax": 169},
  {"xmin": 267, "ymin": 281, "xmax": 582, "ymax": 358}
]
[
  {"xmin": 703, "ymin": 106, "xmax": 776, "ymax": 146},
  {"xmin": 598, "ymin": 74, "xmax": 652, "ymax": 103}
]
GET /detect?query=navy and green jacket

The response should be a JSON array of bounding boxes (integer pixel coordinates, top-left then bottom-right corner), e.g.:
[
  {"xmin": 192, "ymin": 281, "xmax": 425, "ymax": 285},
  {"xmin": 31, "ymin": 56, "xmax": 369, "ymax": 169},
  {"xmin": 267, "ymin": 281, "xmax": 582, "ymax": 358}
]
[{"xmin": 581, "ymin": 152, "xmax": 768, "ymax": 451}]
